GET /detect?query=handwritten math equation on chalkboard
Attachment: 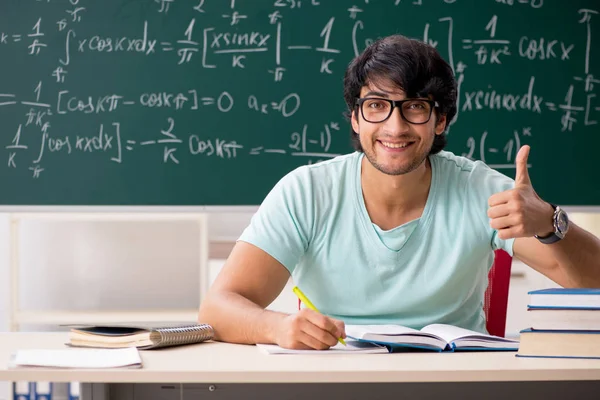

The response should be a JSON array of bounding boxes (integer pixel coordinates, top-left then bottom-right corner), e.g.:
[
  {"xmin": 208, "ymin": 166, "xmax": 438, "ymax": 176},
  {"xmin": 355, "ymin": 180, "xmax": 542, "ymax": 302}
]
[{"xmin": 1, "ymin": 0, "xmax": 598, "ymax": 180}]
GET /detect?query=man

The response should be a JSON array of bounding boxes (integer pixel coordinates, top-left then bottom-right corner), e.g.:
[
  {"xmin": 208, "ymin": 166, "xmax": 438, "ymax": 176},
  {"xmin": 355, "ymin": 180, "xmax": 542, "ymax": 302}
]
[{"xmin": 198, "ymin": 35, "xmax": 600, "ymax": 350}]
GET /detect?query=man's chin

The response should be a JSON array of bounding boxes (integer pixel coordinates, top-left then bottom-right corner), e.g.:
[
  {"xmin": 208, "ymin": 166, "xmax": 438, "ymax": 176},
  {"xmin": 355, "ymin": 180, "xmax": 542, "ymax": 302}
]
[
  {"xmin": 369, "ymin": 160, "xmax": 416, "ymax": 176},
  {"xmin": 378, "ymin": 165, "xmax": 415, "ymax": 176}
]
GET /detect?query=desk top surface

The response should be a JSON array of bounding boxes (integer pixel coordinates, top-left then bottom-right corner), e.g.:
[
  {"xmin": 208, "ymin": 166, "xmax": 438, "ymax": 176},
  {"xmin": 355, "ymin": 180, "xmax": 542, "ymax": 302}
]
[{"xmin": 1, "ymin": 333, "xmax": 600, "ymax": 383}]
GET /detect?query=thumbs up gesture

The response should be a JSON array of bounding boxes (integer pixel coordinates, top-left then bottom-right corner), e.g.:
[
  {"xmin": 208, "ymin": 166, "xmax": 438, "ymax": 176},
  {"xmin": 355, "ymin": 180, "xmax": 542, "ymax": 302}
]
[{"xmin": 487, "ymin": 145, "xmax": 555, "ymax": 240}]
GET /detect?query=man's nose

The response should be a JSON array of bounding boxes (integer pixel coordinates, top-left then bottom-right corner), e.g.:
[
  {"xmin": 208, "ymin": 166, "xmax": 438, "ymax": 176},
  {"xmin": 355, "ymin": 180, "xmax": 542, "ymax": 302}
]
[{"xmin": 382, "ymin": 106, "xmax": 410, "ymax": 133}]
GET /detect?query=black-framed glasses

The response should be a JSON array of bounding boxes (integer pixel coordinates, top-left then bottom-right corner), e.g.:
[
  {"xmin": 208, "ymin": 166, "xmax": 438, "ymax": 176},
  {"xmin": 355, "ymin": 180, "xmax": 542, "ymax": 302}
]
[{"xmin": 355, "ymin": 98, "xmax": 439, "ymax": 124}]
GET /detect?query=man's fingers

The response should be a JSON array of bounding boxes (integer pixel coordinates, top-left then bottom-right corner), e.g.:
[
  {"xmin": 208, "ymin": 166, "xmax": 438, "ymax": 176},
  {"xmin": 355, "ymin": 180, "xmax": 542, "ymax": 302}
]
[
  {"xmin": 296, "ymin": 330, "xmax": 331, "ymax": 350},
  {"xmin": 487, "ymin": 204, "xmax": 511, "ymax": 219},
  {"xmin": 488, "ymin": 190, "xmax": 511, "ymax": 208},
  {"xmin": 515, "ymin": 145, "xmax": 532, "ymax": 186},
  {"xmin": 490, "ymin": 215, "xmax": 516, "ymax": 231},
  {"xmin": 497, "ymin": 227, "xmax": 519, "ymax": 240},
  {"xmin": 334, "ymin": 320, "xmax": 347, "ymax": 339},
  {"xmin": 303, "ymin": 309, "xmax": 343, "ymax": 337},
  {"xmin": 300, "ymin": 319, "xmax": 339, "ymax": 347},
  {"xmin": 299, "ymin": 309, "xmax": 345, "ymax": 343}
]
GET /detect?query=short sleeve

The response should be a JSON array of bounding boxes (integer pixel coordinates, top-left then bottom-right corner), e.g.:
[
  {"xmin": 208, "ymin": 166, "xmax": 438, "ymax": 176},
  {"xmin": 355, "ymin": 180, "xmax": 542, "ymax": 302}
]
[
  {"xmin": 469, "ymin": 161, "xmax": 516, "ymax": 256},
  {"xmin": 237, "ymin": 168, "xmax": 314, "ymax": 274}
]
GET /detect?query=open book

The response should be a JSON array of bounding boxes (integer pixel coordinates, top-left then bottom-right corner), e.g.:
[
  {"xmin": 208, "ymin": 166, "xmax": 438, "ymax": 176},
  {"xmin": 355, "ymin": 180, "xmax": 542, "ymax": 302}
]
[
  {"xmin": 346, "ymin": 324, "xmax": 519, "ymax": 352},
  {"xmin": 67, "ymin": 323, "xmax": 214, "ymax": 349}
]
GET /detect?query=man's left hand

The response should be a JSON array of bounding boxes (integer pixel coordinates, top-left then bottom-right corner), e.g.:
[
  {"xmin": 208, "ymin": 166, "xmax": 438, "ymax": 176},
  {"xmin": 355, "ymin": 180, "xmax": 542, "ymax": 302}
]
[{"xmin": 487, "ymin": 145, "xmax": 554, "ymax": 240}]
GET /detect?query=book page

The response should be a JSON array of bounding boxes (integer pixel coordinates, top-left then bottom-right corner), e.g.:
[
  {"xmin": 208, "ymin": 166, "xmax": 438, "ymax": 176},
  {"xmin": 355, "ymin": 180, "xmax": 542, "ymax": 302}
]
[
  {"xmin": 420, "ymin": 324, "xmax": 517, "ymax": 343},
  {"xmin": 12, "ymin": 347, "xmax": 142, "ymax": 368},
  {"xmin": 345, "ymin": 324, "xmax": 420, "ymax": 338}
]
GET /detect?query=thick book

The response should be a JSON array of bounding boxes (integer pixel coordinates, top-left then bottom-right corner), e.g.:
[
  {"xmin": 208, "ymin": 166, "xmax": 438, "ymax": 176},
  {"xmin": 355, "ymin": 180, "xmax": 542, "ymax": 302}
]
[
  {"xmin": 517, "ymin": 328, "xmax": 600, "ymax": 359},
  {"xmin": 528, "ymin": 288, "xmax": 600, "ymax": 308},
  {"xmin": 67, "ymin": 323, "xmax": 214, "ymax": 349},
  {"xmin": 345, "ymin": 324, "xmax": 518, "ymax": 352},
  {"xmin": 528, "ymin": 307, "xmax": 600, "ymax": 331}
]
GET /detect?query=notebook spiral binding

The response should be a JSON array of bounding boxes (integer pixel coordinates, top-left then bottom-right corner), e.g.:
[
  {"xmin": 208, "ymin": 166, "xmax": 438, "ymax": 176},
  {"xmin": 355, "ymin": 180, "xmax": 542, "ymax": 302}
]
[{"xmin": 150, "ymin": 324, "xmax": 214, "ymax": 348}]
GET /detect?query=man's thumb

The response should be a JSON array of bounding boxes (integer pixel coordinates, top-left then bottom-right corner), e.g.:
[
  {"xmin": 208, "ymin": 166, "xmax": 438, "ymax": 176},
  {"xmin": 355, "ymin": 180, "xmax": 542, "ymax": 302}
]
[{"xmin": 515, "ymin": 145, "xmax": 531, "ymax": 186}]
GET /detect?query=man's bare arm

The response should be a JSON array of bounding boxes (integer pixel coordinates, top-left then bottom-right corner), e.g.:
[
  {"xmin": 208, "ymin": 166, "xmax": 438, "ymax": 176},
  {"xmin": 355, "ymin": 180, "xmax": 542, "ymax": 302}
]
[
  {"xmin": 198, "ymin": 241, "xmax": 345, "ymax": 348},
  {"xmin": 489, "ymin": 145, "xmax": 600, "ymax": 287},
  {"xmin": 198, "ymin": 241, "xmax": 290, "ymax": 344},
  {"xmin": 513, "ymin": 225, "xmax": 600, "ymax": 288}
]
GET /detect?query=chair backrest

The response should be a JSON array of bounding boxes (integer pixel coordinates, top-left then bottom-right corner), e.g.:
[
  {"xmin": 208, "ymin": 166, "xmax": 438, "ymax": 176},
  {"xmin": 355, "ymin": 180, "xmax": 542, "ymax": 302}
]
[
  {"xmin": 484, "ymin": 249, "xmax": 513, "ymax": 338},
  {"xmin": 297, "ymin": 249, "xmax": 513, "ymax": 337}
]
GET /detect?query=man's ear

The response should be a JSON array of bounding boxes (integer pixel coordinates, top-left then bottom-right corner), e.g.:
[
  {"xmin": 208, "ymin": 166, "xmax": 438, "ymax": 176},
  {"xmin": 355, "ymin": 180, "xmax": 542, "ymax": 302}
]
[
  {"xmin": 435, "ymin": 114, "xmax": 447, "ymax": 135},
  {"xmin": 351, "ymin": 110, "xmax": 360, "ymax": 134}
]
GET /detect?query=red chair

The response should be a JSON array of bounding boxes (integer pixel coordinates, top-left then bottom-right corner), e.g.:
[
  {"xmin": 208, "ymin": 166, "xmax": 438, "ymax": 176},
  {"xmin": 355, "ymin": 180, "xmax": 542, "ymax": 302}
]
[
  {"xmin": 484, "ymin": 249, "xmax": 513, "ymax": 337},
  {"xmin": 297, "ymin": 249, "xmax": 513, "ymax": 337}
]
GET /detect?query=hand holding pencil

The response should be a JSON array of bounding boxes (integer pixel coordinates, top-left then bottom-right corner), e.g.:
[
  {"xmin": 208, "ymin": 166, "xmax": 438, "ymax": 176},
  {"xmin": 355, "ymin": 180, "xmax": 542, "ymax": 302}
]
[
  {"xmin": 293, "ymin": 286, "xmax": 346, "ymax": 346},
  {"xmin": 272, "ymin": 286, "xmax": 347, "ymax": 350}
]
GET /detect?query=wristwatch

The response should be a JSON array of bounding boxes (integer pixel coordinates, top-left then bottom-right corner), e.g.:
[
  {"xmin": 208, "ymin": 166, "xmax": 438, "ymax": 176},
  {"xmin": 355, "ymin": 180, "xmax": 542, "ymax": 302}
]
[{"xmin": 535, "ymin": 204, "xmax": 569, "ymax": 244}]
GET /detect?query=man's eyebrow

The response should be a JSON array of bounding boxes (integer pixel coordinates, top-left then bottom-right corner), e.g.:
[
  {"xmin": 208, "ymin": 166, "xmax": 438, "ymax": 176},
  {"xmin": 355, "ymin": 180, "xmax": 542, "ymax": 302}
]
[{"xmin": 362, "ymin": 90, "xmax": 390, "ymax": 98}]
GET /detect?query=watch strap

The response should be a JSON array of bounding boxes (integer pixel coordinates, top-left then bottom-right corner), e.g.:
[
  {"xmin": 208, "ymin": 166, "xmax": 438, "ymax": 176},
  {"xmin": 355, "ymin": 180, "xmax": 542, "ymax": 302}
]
[
  {"xmin": 534, "ymin": 204, "xmax": 562, "ymax": 244},
  {"xmin": 535, "ymin": 231, "xmax": 562, "ymax": 244}
]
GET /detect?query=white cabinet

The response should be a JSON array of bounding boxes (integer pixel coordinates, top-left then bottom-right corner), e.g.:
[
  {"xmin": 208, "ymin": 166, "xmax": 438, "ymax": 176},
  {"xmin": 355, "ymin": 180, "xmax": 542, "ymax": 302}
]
[{"xmin": 8, "ymin": 213, "xmax": 209, "ymax": 331}]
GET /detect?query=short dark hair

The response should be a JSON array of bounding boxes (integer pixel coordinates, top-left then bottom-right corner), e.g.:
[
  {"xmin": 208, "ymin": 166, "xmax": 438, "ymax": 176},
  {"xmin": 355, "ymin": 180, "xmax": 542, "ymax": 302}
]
[{"xmin": 343, "ymin": 35, "xmax": 457, "ymax": 154}]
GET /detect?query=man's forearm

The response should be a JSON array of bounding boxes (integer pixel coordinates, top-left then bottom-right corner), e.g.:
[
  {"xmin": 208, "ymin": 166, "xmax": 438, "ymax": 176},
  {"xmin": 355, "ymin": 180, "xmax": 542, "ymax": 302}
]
[
  {"xmin": 198, "ymin": 291, "xmax": 288, "ymax": 344},
  {"xmin": 551, "ymin": 223, "xmax": 600, "ymax": 287}
]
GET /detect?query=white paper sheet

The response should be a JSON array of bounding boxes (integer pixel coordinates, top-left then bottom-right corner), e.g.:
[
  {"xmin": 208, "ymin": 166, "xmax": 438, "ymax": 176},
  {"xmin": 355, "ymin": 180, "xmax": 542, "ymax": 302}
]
[{"xmin": 12, "ymin": 347, "xmax": 142, "ymax": 368}]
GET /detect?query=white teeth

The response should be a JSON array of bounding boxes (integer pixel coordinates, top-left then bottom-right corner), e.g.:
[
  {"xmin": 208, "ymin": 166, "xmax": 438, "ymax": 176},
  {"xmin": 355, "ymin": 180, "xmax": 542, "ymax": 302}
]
[{"xmin": 381, "ymin": 141, "xmax": 410, "ymax": 149}]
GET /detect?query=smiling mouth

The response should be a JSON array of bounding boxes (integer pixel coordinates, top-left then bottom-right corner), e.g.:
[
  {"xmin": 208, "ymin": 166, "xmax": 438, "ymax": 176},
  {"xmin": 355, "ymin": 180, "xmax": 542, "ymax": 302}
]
[{"xmin": 379, "ymin": 140, "xmax": 415, "ymax": 149}]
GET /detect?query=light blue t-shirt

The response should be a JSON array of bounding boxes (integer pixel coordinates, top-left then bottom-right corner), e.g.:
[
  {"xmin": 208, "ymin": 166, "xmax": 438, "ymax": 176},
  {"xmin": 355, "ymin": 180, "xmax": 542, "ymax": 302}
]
[{"xmin": 238, "ymin": 151, "xmax": 515, "ymax": 333}]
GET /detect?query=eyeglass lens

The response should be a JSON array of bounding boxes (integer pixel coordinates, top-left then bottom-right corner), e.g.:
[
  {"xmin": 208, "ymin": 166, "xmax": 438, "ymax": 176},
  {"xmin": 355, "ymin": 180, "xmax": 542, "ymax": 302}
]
[{"xmin": 361, "ymin": 99, "xmax": 432, "ymax": 124}]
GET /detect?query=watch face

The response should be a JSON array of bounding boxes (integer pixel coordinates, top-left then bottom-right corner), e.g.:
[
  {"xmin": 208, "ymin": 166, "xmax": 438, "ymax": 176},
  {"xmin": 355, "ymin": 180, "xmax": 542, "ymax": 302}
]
[{"xmin": 557, "ymin": 211, "xmax": 569, "ymax": 234}]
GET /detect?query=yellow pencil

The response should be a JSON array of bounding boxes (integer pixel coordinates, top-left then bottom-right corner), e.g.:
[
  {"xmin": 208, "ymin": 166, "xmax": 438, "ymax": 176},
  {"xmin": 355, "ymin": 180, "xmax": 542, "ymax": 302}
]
[{"xmin": 292, "ymin": 286, "xmax": 347, "ymax": 346}]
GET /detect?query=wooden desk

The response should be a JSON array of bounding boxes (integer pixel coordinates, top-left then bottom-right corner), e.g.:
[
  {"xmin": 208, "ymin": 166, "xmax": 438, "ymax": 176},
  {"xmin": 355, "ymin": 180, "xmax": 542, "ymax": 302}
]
[{"xmin": 1, "ymin": 333, "xmax": 600, "ymax": 400}]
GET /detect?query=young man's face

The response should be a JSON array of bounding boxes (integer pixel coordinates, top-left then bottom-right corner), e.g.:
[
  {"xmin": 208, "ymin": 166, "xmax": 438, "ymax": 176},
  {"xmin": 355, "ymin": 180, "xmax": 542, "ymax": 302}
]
[{"xmin": 351, "ymin": 80, "xmax": 446, "ymax": 176}]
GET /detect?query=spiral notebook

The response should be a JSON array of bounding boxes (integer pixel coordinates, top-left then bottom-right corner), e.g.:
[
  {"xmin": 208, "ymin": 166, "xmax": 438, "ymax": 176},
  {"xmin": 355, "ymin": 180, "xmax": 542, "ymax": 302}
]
[{"xmin": 66, "ymin": 323, "xmax": 214, "ymax": 349}]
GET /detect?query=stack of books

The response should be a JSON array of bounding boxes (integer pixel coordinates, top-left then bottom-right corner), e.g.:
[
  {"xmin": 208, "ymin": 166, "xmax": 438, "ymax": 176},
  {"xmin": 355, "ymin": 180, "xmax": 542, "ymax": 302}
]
[{"xmin": 517, "ymin": 288, "xmax": 600, "ymax": 359}]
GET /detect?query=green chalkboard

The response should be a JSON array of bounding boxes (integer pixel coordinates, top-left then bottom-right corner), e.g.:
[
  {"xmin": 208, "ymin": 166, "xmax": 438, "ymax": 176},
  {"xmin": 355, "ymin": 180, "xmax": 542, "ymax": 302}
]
[{"xmin": 0, "ymin": 0, "xmax": 598, "ymax": 206}]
